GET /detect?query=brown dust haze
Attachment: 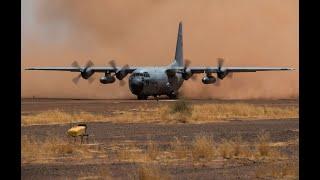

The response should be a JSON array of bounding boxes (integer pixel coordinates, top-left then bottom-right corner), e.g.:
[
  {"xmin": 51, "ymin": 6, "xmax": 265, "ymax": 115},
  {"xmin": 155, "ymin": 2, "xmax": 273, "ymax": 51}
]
[{"xmin": 22, "ymin": 0, "xmax": 298, "ymax": 99}]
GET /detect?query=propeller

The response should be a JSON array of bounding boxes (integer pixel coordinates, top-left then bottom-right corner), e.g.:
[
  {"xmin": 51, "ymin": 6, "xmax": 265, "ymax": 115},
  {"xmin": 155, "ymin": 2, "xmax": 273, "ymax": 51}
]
[
  {"xmin": 190, "ymin": 74, "xmax": 198, "ymax": 81},
  {"xmin": 109, "ymin": 59, "xmax": 117, "ymax": 70},
  {"xmin": 71, "ymin": 61, "xmax": 82, "ymax": 84},
  {"xmin": 71, "ymin": 60, "xmax": 95, "ymax": 84},
  {"xmin": 214, "ymin": 58, "xmax": 233, "ymax": 86},
  {"xmin": 217, "ymin": 57, "xmax": 224, "ymax": 71},
  {"xmin": 118, "ymin": 64, "xmax": 129, "ymax": 86},
  {"xmin": 108, "ymin": 59, "xmax": 128, "ymax": 86},
  {"xmin": 72, "ymin": 74, "xmax": 82, "ymax": 84},
  {"xmin": 182, "ymin": 58, "xmax": 196, "ymax": 81},
  {"xmin": 216, "ymin": 57, "xmax": 233, "ymax": 80},
  {"xmin": 184, "ymin": 59, "xmax": 191, "ymax": 68},
  {"xmin": 88, "ymin": 76, "xmax": 96, "ymax": 84},
  {"xmin": 214, "ymin": 77, "xmax": 221, "ymax": 86}
]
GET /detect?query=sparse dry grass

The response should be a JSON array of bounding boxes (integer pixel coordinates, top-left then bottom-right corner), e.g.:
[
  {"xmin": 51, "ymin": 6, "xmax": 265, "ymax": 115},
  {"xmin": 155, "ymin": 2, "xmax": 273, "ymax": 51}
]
[
  {"xmin": 218, "ymin": 139, "xmax": 234, "ymax": 159},
  {"xmin": 255, "ymin": 161, "xmax": 298, "ymax": 179},
  {"xmin": 115, "ymin": 143, "xmax": 147, "ymax": 162},
  {"xmin": 78, "ymin": 168, "xmax": 113, "ymax": 180},
  {"xmin": 21, "ymin": 135, "xmax": 106, "ymax": 164},
  {"xmin": 170, "ymin": 137, "xmax": 189, "ymax": 159},
  {"xmin": 191, "ymin": 134, "xmax": 215, "ymax": 161},
  {"xmin": 137, "ymin": 165, "xmax": 171, "ymax": 180},
  {"xmin": 22, "ymin": 131, "xmax": 289, "ymax": 165},
  {"xmin": 22, "ymin": 103, "xmax": 298, "ymax": 126},
  {"xmin": 21, "ymin": 109, "xmax": 106, "ymax": 126},
  {"xmin": 189, "ymin": 103, "xmax": 298, "ymax": 122},
  {"xmin": 256, "ymin": 131, "xmax": 271, "ymax": 157}
]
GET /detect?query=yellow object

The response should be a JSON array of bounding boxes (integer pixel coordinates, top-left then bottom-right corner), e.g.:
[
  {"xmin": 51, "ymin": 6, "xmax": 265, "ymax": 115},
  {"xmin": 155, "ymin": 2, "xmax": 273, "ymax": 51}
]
[{"xmin": 67, "ymin": 126, "xmax": 86, "ymax": 137}]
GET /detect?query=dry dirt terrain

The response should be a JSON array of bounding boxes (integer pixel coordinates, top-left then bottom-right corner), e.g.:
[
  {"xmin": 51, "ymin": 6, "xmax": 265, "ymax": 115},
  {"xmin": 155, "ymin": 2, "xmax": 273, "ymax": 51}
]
[{"xmin": 21, "ymin": 98, "xmax": 299, "ymax": 179}]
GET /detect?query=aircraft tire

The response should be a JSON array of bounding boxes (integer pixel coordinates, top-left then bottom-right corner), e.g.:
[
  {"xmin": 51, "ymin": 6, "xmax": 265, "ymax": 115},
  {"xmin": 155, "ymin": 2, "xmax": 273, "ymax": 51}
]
[
  {"xmin": 167, "ymin": 93, "xmax": 178, "ymax": 99},
  {"xmin": 137, "ymin": 95, "xmax": 148, "ymax": 100}
]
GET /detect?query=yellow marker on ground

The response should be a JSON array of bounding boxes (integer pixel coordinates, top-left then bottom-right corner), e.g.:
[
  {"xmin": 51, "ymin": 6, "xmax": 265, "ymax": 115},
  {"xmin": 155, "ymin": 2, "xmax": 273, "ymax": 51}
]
[{"xmin": 67, "ymin": 125, "xmax": 86, "ymax": 137}]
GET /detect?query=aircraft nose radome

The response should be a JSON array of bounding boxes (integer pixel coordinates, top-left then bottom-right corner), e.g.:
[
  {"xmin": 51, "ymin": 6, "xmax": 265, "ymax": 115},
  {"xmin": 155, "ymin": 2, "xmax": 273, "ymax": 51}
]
[{"xmin": 130, "ymin": 78, "xmax": 144, "ymax": 95}]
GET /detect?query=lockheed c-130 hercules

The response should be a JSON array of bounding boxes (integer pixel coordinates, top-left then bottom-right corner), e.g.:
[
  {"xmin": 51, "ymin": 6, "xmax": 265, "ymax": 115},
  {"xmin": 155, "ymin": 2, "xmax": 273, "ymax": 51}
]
[{"xmin": 26, "ymin": 22, "xmax": 295, "ymax": 100}]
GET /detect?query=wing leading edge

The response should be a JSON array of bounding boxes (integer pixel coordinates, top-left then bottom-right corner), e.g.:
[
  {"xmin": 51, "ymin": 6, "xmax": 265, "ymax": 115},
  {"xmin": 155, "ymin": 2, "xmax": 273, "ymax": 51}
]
[
  {"xmin": 25, "ymin": 67, "xmax": 137, "ymax": 73},
  {"xmin": 188, "ymin": 67, "xmax": 295, "ymax": 74}
]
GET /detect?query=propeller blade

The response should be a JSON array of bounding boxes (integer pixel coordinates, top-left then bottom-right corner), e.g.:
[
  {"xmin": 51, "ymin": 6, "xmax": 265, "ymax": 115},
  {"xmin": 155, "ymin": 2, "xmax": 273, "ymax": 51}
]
[
  {"xmin": 217, "ymin": 58, "xmax": 224, "ymax": 69},
  {"xmin": 184, "ymin": 59, "xmax": 191, "ymax": 68},
  {"xmin": 71, "ymin": 61, "xmax": 80, "ymax": 68},
  {"xmin": 72, "ymin": 74, "xmax": 81, "ymax": 84},
  {"xmin": 122, "ymin": 64, "xmax": 129, "ymax": 70},
  {"xmin": 88, "ymin": 76, "xmax": 95, "ymax": 84},
  {"xmin": 109, "ymin": 60, "xmax": 117, "ymax": 69},
  {"xmin": 85, "ymin": 60, "xmax": 94, "ymax": 68},
  {"xmin": 190, "ymin": 74, "xmax": 197, "ymax": 81},
  {"xmin": 214, "ymin": 78, "xmax": 221, "ymax": 86},
  {"xmin": 119, "ymin": 79, "xmax": 126, "ymax": 86},
  {"xmin": 227, "ymin": 72, "xmax": 233, "ymax": 79}
]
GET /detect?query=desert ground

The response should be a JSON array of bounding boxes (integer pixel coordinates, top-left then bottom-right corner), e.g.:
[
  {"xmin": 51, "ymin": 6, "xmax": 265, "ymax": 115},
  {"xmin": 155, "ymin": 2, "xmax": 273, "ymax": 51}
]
[{"xmin": 21, "ymin": 98, "xmax": 299, "ymax": 179}]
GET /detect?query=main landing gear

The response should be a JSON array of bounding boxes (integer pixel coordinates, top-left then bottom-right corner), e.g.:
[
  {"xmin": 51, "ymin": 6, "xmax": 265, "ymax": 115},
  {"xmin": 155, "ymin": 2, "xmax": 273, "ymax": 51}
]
[
  {"xmin": 167, "ymin": 92, "xmax": 178, "ymax": 99},
  {"xmin": 137, "ymin": 95, "xmax": 148, "ymax": 100}
]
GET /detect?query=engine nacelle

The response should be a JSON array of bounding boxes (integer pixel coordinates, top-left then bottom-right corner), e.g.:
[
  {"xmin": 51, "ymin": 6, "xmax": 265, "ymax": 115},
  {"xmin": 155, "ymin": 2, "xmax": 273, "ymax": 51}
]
[
  {"xmin": 115, "ymin": 71, "xmax": 128, "ymax": 80},
  {"xmin": 81, "ymin": 69, "xmax": 94, "ymax": 79},
  {"xmin": 217, "ymin": 70, "xmax": 228, "ymax": 79},
  {"xmin": 202, "ymin": 75, "xmax": 217, "ymax": 84},
  {"xmin": 100, "ymin": 76, "xmax": 116, "ymax": 84},
  {"xmin": 182, "ymin": 68, "xmax": 192, "ymax": 80}
]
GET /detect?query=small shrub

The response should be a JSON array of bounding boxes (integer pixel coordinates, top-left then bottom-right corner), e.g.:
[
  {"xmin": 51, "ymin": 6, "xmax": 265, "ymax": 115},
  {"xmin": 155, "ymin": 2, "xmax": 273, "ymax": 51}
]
[
  {"xmin": 170, "ymin": 100, "xmax": 192, "ymax": 115},
  {"xmin": 218, "ymin": 140, "xmax": 233, "ymax": 159},
  {"xmin": 191, "ymin": 134, "xmax": 215, "ymax": 161},
  {"xmin": 231, "ymin": 136, "xmax": 243, "ymax": 157},
  {"xmin": 256, "ymin": 131, "xmax": 271, "ymax": 157},
  {"xmin": 170, "ymin": 137, "xmax": 188, "ymax": 159}
]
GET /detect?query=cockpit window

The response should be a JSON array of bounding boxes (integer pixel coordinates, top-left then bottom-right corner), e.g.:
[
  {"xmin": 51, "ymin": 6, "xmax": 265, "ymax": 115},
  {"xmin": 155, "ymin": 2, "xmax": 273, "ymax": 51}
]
[
  {"xmin": 143, "ymin": 72, "xmax": 150, "ymax": 77},
  {"xmin": 133, "ymin": 72, "xmax": 149, "ymax": 77}
]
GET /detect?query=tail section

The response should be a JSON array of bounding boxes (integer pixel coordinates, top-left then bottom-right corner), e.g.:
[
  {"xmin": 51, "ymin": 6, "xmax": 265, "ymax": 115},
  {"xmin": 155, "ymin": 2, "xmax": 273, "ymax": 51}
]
[{"xmin": 172, "ymin": 22, "xmax": 183, "ymax": 67}]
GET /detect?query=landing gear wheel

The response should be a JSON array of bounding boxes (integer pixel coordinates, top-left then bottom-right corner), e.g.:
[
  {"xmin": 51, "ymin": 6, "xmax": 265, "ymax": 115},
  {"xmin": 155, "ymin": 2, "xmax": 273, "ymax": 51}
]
[
  {"xmin": 167, "ymin": 93, "xmax": 178, "ymax": 99},
  {"xmin": 137, "ymin": 95, "xmax": 148, "ymax": 100}
]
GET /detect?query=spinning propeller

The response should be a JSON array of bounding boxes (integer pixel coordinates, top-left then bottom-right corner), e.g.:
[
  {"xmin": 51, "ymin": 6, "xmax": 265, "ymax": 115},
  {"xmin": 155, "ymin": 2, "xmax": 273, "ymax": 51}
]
[
  {"xmin": 108, "ymin": 60, "xmax": 129, "ymax": 86},
  {"xmin": 214, "ymin": 58, "xmax": 233, "ymax": 86},
  {"xmin": 182, "ymin": 59, "xmax": 197, "ymax": 81},
  {"xmin": 71, "ymin": 60, "xmax": 95, "ymax": 84}
]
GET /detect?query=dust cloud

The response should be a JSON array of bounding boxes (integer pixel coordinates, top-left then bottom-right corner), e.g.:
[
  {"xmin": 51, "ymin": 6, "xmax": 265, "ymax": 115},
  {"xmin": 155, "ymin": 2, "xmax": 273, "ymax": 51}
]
[{"xmin": 22, "ymin": 0, "xmax": 298, "ymax": 99}]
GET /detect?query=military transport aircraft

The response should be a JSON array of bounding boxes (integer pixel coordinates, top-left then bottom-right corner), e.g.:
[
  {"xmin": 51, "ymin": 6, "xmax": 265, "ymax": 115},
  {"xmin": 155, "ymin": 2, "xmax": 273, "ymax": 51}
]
[{"xmin": 26, "ymin": 22, "xmax": 295, "ymax": 100}]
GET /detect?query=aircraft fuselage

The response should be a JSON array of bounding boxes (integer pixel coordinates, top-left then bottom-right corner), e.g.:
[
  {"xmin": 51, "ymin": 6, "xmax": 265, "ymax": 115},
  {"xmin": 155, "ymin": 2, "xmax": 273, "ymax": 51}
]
[{"xmin": 128, "ymin": 67, "xmax": 184, "ymax": 99}]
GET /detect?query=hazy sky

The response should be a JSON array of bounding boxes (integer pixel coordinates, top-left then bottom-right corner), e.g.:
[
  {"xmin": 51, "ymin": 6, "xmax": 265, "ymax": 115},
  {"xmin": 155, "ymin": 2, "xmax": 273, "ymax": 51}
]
[{"xmin": 22, "ymin": 0, "xmax": 298, "ymax": 99}]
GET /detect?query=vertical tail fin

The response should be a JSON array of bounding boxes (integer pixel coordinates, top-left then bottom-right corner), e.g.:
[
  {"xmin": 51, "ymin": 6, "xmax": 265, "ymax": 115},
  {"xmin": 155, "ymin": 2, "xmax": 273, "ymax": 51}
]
[{"xmin": 173, "ymin": 22, "xmax": 183, "ymax": 67}]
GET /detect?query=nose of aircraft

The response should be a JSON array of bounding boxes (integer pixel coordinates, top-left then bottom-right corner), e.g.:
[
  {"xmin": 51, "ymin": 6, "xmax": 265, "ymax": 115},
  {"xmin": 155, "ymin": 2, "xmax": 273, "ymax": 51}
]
[{"xmin": 129, "ymin": 77, "xmax": 144, "ymax": 95}]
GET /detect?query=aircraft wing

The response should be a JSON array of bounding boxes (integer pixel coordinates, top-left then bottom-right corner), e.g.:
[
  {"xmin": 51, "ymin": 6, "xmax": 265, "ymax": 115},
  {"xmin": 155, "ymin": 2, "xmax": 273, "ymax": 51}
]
[
  {"xmin": 25, "ymin": 66, "xmax": 137, "ymax": 73},
  {"xmin": 188, "ymin": 67, "xmax": 295, "ymax": 74}
]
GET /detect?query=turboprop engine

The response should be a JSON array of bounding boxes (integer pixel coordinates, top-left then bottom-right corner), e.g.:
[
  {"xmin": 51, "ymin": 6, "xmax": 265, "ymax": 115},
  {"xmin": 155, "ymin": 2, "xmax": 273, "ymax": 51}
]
[
  {"xmin": 80, "ymin": 69, "xmax": 94, "ymax": 79},
  {"xmin": 182, "ymin": 68, "xmax": 192, "ymax": 80}
]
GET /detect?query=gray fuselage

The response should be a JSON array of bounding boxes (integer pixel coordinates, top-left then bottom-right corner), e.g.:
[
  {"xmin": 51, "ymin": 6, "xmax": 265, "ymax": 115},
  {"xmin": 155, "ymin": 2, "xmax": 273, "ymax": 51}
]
[{"xmin": 128, "ymin": 67, "xmax": 184, "ymax": 97}]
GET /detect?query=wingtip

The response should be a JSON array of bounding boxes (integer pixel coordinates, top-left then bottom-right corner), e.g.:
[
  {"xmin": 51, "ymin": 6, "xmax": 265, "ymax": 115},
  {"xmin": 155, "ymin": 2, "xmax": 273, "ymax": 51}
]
[{"xmin": 281, "ymin": 67, "xmax": 295, "ymax": 71}]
